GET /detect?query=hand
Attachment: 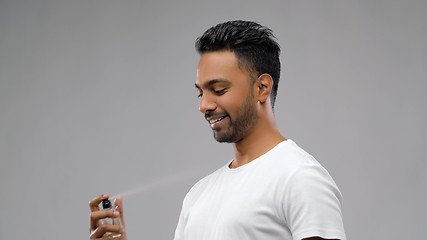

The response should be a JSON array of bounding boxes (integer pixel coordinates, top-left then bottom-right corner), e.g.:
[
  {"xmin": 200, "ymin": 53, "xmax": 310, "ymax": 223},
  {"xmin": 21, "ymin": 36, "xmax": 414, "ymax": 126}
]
[{"xmin": 89, "ymin": 194, "xmax": 127, "ymax": 239}]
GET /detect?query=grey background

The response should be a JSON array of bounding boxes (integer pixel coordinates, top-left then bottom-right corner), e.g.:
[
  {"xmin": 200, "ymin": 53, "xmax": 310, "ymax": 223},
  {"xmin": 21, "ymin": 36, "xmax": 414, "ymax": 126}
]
[{"xmin": 1, "ymin": 0, "xmax": 426, "ymax": 239}]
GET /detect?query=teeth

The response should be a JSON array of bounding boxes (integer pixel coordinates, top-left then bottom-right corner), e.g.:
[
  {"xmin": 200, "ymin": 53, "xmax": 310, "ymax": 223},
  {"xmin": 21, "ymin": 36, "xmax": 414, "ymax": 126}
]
[{"xmin": 209, "ymin": 116, "xmax": 225, "ymax": 124}]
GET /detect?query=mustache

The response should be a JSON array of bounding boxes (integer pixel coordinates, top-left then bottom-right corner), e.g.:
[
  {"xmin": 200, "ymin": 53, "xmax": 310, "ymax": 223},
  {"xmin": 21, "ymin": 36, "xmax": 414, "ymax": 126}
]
[{"xmin": 205, "ymin": 111, "xmax": 228, "ymax": 120}]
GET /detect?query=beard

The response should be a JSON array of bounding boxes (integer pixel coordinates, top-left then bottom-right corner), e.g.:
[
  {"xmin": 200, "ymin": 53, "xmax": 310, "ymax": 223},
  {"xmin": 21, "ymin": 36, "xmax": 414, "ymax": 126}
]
[{"xmin": 212, "ymin": 90, "xmax": 259, "ymax": 143}]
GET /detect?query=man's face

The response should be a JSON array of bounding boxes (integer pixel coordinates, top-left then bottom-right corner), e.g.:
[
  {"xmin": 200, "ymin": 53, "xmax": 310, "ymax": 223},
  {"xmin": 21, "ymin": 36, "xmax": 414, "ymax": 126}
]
[{"xmin": 195, "ymin": 51, "xmax": 259, "ymax": 143}]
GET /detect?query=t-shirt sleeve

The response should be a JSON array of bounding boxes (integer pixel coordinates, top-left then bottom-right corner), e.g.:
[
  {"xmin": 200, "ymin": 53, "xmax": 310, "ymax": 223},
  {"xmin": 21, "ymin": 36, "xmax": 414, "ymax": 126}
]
[
  {"xmin": 281, "ymin": 163, "xmax": 346, "ymax": 240},
  {"xmin": 173, "ymin": 186, "xmax": 194, "ymax": 240},
  {"xmin": 173, "ymin": 176, "xmax": 208, "ymax": 240},
  {"xmin": 173, "ymin": 198, "xmax": 186, "ymax": 240}
]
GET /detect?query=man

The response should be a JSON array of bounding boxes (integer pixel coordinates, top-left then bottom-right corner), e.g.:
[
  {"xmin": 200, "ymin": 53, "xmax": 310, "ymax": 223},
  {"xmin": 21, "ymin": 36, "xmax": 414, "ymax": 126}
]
[{"xmin": 89, "ymin": 20, "xmax": 346, "ymax": 240}]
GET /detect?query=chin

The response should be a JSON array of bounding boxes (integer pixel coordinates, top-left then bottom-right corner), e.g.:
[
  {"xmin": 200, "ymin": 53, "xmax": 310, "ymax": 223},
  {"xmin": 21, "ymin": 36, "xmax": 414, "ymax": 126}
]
[
  {"xmin": 213, "ymin": 132, "xmax": 241, "ymax": 143},
  {"xmin": 213, "ymin": 135, "xmax": 230, "ymax": 143}
]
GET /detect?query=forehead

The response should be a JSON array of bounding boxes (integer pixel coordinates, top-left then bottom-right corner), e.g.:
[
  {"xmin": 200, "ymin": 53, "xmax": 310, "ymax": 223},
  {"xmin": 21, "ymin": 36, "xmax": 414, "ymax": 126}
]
[{"xmin": 196, "ymin": 51, "xmax": 251, "ymax": 87}]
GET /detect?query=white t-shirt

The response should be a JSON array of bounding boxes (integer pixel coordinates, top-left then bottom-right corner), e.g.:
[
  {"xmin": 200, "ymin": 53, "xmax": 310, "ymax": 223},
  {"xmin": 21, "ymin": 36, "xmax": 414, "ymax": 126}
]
[{"xmin": 174, "ymin": 140, "xmax": 346, "ymax": 240}]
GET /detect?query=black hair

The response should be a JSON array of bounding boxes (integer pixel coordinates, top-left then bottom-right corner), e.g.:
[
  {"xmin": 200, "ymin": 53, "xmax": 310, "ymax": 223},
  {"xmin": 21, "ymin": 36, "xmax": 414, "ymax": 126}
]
[{"xmin": 195, "ymin": 20, "xmax": 281, "ymax": 108}]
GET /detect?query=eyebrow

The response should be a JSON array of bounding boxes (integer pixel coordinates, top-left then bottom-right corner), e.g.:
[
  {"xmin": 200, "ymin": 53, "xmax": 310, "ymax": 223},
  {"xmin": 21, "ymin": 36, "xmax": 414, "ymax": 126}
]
[{"xmin": 195, "ymin": 78, "xmax": 230, "ymax": 89}]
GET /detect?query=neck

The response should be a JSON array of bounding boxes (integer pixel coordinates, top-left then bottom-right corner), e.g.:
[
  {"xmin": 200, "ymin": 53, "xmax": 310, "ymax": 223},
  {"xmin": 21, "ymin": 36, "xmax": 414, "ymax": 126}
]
[{"xmin": 229, "ymin": 107, "xmax": 286, "ymax": 169}]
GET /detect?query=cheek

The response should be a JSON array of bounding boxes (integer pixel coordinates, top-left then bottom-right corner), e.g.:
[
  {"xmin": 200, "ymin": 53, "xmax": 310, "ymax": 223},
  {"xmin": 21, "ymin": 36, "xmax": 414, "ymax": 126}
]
[{"xmin": 218, "ymin": 92, "xmax": 246, "ymax": 113}]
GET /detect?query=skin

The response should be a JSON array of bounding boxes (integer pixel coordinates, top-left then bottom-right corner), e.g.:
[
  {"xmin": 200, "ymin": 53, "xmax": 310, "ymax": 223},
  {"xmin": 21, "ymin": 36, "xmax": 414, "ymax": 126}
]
[
  {"xmin": 195, "ymin": 50, "xmax": 285, "ymax": 168},
  {"xmin": 88, "ymin": 50, "xmax": 339, "ymax": 240}
]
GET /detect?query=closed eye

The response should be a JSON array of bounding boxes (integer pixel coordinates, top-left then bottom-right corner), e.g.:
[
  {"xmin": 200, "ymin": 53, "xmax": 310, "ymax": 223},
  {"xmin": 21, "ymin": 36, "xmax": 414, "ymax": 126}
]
[
  {"xmin": 195, "ymin": 87, "xmax": 203, "ymax": 98},
  {"xmin": 213, "ymin": 88, "xmax": 227, "ymax": 95}
]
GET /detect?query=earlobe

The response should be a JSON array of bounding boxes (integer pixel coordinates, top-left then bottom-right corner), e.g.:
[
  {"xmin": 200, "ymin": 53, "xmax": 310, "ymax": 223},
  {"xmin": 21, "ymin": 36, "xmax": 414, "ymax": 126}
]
[{"xmin": 256, "ymin": 73, "xmax": 273, "ymax": 103}]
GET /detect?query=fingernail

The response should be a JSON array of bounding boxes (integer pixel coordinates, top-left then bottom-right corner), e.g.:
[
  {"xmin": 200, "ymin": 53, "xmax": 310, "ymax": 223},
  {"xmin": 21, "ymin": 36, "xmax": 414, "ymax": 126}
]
[{"xmin": 113, "ymin": 211, "xmax": 120, "ymax": 217}]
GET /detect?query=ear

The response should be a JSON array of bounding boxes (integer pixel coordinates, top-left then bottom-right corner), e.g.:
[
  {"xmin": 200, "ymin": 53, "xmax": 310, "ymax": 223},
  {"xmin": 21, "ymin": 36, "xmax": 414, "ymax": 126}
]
[{"xmin": 255, "ymin": 73, "xmax": 273, "ymax": 103}]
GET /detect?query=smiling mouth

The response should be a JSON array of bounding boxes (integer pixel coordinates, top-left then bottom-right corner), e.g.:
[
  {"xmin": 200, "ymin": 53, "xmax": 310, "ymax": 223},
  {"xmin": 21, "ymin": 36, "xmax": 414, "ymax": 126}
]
[{"xmin": 209, "ymin": 116, "xmax": 227, "ymax": 126}]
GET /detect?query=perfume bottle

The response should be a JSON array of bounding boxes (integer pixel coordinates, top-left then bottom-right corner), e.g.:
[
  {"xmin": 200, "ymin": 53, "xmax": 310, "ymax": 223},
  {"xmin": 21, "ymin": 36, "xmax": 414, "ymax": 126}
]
[{"xmin": 101, "ymin": 198, "xmax": 123, "ymax": 238}]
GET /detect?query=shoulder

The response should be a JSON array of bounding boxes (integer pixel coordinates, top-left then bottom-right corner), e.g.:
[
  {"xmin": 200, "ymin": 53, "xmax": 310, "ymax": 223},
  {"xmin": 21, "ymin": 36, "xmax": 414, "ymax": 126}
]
[
  {"xmin": 269, "ymin": 140, "xmax": 344, "ymax": 220},
  {"xmin": 272, "ymin": 140, "xmax": 342, "ymax": 200},
  {"xmin": 274, "ymin": 141, "xmax": 346, "ymax": 240},
  {"xmin": 261, "ymin": 140, "xmax": 325, "ymax": 177}
]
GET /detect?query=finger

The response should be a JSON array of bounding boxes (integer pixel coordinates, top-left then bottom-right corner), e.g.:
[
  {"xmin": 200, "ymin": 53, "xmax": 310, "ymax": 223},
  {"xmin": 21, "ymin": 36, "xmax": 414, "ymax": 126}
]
[
  {"xmin": 89, "ymin": 223, "xmax": 122, "ymax": 239},
  {"xmin": 89, "ymin": 194, "xmax": 110, "ymax": 212},
  {"xmin": 114, "ymin": 196, "xmax": 125, "ymax": 227},
  {"xmin": 114, "ymin": 196, "xmax": 123, "ymax": 215},
  {"xmin": 90, "ymin": 236, "xmax": 115, "ymax": 240},
  {"xmin": 90, "ymin": 209, "xmax": 120, "ymax": 230},
  {"xmin": 91, "ymin": 209, "xmax": 120, "ymax": 222},
  {"xmin": 90, "ymin": 229, "xmax": 126, "ymax": 240},
  {"xmin": 120, "ymin": 229, "xmax": 127, "ymax": 239}
]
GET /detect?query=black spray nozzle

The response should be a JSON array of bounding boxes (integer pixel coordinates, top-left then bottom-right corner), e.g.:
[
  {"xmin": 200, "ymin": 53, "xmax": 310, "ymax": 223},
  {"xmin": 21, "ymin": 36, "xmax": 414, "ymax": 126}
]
[{"xmin": 102, "ymin": 199, "xmax": 112, "ymax": 209}]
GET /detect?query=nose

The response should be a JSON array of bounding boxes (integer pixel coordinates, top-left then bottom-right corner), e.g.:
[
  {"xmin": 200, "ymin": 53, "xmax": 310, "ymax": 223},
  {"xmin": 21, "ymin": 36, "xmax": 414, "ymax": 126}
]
[{"xmin": 199, "ymin": 94, "xmax": 217, "ymax": 114}]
